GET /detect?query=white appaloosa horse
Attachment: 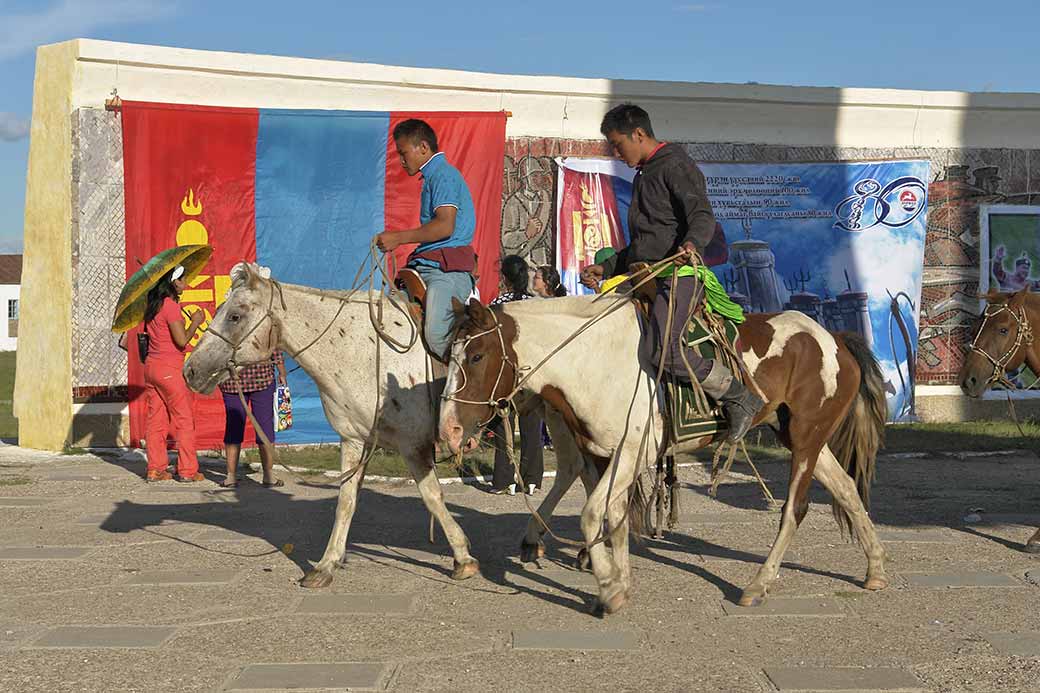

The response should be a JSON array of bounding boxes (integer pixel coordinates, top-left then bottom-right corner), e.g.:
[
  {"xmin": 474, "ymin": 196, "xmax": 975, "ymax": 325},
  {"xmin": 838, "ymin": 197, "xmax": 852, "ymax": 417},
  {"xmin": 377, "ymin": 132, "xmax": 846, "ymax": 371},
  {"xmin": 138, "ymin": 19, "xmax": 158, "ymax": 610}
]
[
  {"xmin": 959, "ymin": 288, "xmax": 1040, "ymax": 554},
  {"xmin": 183, "ymin": 262, "xmax": 591, "ymax": 587},
  {"xmin": 440, "ymin": 295, "xmax": 890, "ymax": 614}
]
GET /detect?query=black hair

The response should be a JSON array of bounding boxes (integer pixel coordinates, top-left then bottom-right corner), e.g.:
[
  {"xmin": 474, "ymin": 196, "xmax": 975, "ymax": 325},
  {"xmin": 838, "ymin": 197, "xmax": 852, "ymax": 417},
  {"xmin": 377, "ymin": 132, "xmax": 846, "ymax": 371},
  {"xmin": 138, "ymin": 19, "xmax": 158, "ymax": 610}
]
[
  {"xmin": 144, "ymin": 268, "xmax": 180, "ymax": 324},
  {"xmin": 600, "ymin": 103, "xmax": 655, "ymax": 139},
  {"xmin": 392, "ymin": 118, "xmax": 439, "ymax": 152},
  {"xmin": 537, "ymin": 265, "xmax": 567, "ymax": 297},
  {"xmin": 499, "ymin": 254, "xmax": 530, "ymax": 296}
]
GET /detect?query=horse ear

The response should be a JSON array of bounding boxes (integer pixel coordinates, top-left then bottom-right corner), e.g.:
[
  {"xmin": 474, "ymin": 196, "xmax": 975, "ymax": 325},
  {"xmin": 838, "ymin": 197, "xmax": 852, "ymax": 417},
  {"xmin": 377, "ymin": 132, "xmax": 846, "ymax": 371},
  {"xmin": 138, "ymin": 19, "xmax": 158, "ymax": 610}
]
[
  {"xmin": 465, "ymin": 298, "xmax": 494, "ymax": 327},
  {"xmin": 980, "ymin": 289, "xmax": 1009, "ymax": 305},
  {"xmin": 230, "ymin": 262, "xmax": 264, "ymax": 289},
  {"xmin": 451, "ymin": 297, "xmax": 466, "ymax": 319},
  {"xmin": 1010, "ymin": 288, "xmax": 1031, "ymax": 307}
]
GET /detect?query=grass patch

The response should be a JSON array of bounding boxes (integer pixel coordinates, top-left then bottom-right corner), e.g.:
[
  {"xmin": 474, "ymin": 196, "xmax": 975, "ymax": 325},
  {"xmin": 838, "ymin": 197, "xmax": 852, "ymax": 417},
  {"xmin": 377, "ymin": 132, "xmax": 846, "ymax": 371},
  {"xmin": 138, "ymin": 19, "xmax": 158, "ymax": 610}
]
[
  {"xmin": 0, "ymin": 476, "xmax": 30, "ymax": 486},
  {"xmin": 241, "ymin": 419, "xmax": 1040, "ymax": 480},
  {"xmin": 0, "ymin": 351, "xmax": 15, "ymax": 441}
]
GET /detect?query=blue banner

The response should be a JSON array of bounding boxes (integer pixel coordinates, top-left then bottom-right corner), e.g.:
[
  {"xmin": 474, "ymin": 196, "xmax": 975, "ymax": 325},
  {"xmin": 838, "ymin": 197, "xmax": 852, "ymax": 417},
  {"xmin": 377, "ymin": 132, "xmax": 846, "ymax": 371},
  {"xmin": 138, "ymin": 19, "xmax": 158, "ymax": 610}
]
[{"xmin": 700, "ymin": 160, "xmax": 929, "ymax": 422}]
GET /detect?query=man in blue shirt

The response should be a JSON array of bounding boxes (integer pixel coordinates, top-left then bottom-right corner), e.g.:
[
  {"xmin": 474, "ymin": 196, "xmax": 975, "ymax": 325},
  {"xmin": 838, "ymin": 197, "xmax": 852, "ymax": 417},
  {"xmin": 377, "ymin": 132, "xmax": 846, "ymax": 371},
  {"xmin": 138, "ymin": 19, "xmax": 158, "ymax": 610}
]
[{"xmin": 376, "ymin": 119, "xmax": 477, "ymax": 362}]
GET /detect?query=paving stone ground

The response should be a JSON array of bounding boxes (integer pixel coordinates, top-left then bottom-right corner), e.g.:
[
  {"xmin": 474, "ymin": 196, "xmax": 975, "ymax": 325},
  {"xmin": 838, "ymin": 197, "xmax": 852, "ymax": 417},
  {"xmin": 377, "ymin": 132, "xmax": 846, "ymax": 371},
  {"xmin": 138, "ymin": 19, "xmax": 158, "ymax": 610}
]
[{"xmin": 0, "ymin": 445, "xmax": 1037, "ymax": 692}]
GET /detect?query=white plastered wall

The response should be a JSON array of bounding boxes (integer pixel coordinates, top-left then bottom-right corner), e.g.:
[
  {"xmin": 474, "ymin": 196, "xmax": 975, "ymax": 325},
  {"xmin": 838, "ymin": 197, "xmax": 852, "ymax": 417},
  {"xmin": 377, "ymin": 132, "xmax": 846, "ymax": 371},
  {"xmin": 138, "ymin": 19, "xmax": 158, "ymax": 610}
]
[{"xmin": 19, "ymin": 39, "xmax": 1040, "ymax": 448}]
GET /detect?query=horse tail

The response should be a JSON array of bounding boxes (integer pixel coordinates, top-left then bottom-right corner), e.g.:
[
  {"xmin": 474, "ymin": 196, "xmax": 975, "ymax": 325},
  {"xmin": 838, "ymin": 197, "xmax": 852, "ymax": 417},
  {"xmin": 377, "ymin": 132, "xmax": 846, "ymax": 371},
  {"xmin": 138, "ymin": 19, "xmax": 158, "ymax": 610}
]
[{"xmin": 828, "ymin": 331, "xmax": 887, "ymax": 541}]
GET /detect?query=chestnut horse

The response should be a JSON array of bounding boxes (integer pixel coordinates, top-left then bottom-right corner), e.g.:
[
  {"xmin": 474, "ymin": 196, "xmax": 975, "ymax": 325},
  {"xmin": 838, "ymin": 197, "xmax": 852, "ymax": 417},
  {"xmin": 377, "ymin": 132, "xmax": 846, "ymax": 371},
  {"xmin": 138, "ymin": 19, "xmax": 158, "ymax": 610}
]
[
  {"xmin": 440, "ymin": 295, "xmax": 889, "ymax": 614},
  {"xmin": 959, "ymin": 288, "xmax": 1040, "ymax": 554}
]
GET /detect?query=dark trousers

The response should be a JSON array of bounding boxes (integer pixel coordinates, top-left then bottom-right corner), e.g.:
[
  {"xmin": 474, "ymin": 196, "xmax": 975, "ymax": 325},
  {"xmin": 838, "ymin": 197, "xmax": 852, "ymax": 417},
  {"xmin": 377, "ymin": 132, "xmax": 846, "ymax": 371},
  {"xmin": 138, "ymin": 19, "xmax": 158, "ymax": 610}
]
[
  {"xmin": 650, "ymin": 275, "xmax": 713, "ymax": 382},
  {"xmin": 490, "ymin": 409, "xmax": 544, "ymax": 490}
]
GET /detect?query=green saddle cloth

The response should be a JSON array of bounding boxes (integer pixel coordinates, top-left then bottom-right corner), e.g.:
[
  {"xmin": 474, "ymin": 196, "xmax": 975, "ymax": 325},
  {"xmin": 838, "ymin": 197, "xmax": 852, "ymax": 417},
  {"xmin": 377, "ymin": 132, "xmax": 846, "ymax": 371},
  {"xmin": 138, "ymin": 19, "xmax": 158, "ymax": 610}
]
[{"xmin": 666, "ymin": 315, "xmax": 740, "ymax": 443}]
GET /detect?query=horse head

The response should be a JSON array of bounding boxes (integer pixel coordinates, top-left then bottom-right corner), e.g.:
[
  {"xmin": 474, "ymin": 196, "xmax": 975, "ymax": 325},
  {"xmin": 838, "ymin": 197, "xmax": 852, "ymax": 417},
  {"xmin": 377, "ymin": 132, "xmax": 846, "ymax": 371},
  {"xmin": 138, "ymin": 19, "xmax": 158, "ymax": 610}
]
[
  {"xmin": 959, "ymin": 288, "xmax": 1034, "ymax": 398},
  {"xmin": 439, "ymin": 297, "xmax": 519, "ymax": 454},
  {"xmin": 183, "ymin": 262, "xmax": 281, "ymax": 394}
]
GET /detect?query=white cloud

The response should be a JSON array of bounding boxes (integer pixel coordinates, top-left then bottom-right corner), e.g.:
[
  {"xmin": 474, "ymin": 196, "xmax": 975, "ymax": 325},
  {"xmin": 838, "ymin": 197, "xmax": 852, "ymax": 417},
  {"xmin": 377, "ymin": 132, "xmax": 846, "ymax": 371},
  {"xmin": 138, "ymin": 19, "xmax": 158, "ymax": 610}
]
[
  {"xmin": 877, "ymin": 357, "xmax": 911, "ymax": 419},
  {"xmin": 0, "ymin": 113, "xmax": 30, "ymax": 142},
  {"xmin": 0, "ymin": 0, "xmax": 176, "ymax": 62},
  {"xmin": 826, "ymin": 228, "xmax": 926, "ymax": 320}
]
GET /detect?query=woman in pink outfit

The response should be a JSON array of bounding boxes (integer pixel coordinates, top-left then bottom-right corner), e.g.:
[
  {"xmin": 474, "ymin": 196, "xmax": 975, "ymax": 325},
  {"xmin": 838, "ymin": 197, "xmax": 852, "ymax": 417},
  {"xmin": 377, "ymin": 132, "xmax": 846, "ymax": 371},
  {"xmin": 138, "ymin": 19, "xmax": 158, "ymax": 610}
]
[{"xmin": 142, "ymin": 265, "xmax": 205, "ymax": 482}]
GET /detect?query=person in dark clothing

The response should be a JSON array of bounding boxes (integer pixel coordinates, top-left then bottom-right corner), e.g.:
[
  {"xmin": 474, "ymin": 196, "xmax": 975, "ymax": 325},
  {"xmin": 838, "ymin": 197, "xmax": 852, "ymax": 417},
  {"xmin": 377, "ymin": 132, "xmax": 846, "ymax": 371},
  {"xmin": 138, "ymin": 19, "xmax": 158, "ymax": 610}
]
[
  {"xmin": 488, "ymin": 255, "xmax": 545, "ymax": 494},
  {"xmin": 580, "ymin": 104, "xmax": 763, "ymax": 443}
]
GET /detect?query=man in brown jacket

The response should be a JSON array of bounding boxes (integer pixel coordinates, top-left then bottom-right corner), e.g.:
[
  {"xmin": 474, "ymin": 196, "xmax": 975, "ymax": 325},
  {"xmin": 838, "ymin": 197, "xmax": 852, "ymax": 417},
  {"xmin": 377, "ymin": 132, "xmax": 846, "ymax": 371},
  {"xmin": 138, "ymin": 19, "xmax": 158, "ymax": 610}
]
[{"xmin": 581, "ymin": 104, "xmax": 763, "ymax": 443}]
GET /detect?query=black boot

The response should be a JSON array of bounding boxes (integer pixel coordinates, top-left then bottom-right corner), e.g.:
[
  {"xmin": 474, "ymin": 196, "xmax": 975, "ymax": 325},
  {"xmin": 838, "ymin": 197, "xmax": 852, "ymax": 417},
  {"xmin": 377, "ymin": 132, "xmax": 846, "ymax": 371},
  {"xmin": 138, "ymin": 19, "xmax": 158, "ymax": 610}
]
[{"xmin": 718, "ymin": 379, "xmax": 765, "ymax": 444}]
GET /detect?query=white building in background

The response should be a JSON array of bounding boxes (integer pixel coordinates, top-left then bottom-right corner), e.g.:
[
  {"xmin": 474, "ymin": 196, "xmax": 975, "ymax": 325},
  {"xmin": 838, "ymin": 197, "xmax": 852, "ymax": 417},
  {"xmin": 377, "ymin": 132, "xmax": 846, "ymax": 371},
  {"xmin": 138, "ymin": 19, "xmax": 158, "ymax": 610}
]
[{"xmin": 0, "ymin": 255, "xmax": 21, "ymax": 351}]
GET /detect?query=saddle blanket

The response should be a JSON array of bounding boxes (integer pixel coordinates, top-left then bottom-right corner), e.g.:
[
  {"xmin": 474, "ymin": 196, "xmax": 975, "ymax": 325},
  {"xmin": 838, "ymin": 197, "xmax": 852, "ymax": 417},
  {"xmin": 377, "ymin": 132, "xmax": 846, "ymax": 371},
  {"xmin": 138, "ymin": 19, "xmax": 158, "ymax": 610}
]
[{"xmin": 666, "ymin": 316, "xmax": 740, "ymax": 443}]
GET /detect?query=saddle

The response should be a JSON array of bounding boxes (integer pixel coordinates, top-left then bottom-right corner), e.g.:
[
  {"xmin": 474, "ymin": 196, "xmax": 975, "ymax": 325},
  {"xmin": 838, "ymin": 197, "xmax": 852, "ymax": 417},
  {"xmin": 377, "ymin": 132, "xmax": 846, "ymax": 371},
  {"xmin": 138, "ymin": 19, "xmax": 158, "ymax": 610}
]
[
  {"xmin": 614, "ymin": 263, "xmax": 745, "ymax": 443},
  {"xmin": 394, "ymin": 267, "xmax": 446, "ymax": 365},
  {"xmin": 666, "ymin": 314, "xmax": 738, "ymax": 443}
]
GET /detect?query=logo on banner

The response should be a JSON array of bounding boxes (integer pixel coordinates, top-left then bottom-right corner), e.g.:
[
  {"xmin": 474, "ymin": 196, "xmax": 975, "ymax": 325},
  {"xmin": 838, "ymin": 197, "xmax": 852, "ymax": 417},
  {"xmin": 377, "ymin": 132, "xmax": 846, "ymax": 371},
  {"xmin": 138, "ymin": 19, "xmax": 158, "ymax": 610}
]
[
  {"xmin": 833, "ymin": 176, "xmax": 926, "ymax": 232},
  {"xmin": 571, "ymin": 182, "xmax": 615, "ymax": 263},
  {"xmin": 175, "ymin": 188, "xmax": 232, "ymax": 351}
]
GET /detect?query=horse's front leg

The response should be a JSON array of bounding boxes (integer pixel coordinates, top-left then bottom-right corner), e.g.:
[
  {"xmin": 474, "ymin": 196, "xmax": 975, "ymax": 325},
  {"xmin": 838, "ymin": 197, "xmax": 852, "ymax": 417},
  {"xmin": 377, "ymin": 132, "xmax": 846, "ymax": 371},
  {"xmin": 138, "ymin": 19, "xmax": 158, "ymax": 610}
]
[
  {"xmin": 581, "ymin": 449, "xmax": 637, "ymax": 616},
  {"xmin": 1025, "ymin": 527, "xmax": 1040, "ymax": 554},
  {"xmin": 739, "ymin": 442, "xmax": 817, "ymax": 606},
  {"xmin": 302, "ymin": 439, "xmax": 366, "ymax": 588},
  {"xmin": 404, "ymin": 444, "xmax": 480, "ymax": 580},
  {"xmin": 521, "ymin": 407, "xmax": 586, "ymax": 562}
]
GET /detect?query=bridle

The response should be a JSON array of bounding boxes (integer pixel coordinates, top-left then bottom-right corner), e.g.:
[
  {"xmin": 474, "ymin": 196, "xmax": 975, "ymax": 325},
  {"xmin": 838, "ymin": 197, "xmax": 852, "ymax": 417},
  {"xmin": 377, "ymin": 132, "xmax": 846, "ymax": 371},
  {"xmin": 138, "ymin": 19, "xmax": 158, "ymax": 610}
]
[
  {"xmin": 201, "ymin": 277, "xmax": 287, "ymax": 382},
  {"xmin": 968, "ymin": 301, "xmax": 1034, "ymax": 388},
  {"xmin": 441, "ymin": 309, "xmax": 521, "ymax": 429}
]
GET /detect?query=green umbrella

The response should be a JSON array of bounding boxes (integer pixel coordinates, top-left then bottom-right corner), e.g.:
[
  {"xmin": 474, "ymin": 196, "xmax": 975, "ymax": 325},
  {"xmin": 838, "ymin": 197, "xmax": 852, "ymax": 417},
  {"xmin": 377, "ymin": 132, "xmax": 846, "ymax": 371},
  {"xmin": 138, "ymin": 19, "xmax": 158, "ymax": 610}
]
[{"xmin": 111, "ymin": 244, "xmax": 213, "ymax": 333}]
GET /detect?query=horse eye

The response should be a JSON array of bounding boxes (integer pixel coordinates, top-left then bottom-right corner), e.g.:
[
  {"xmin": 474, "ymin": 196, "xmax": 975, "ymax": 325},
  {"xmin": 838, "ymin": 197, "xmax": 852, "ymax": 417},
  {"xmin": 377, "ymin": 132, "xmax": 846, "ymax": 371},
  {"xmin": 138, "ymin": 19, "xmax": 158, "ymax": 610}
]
[
  {"xmin": 229, "ymin": 313, "xmax": 241, "ymax": 323},
  {"xmin": 999, "ymin": 327, "xmax": 1008, "ymax": 335},
  {"xmin": 470, "ymin": 353, "xmax": 484, "ymax": 364}
]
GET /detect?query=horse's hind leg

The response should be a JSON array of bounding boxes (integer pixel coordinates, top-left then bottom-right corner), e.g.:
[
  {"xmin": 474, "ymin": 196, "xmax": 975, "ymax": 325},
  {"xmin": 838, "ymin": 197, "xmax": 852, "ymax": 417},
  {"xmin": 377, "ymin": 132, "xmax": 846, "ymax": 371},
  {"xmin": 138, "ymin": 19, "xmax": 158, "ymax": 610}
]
[
  {"xmin": 1025, "ymin": 527, "xmax": 1040, "ymax": 554},
  {"xmin": 303, "ymin": 439, "xmax": 365, "ymax": 588},
  {"xmin": 739, "ymin": 444, "xmax": 817, "ymax": 607},
  {"xmin": 403, "ymin": 445, "xmax": 479, "ymax": 579},
  {"xmin": 521, "ymin": 407, "xmax": 583, "ymax": 562},
  {"xmin": 812, "ymin": 444, "xmax": 888, "ymax": 590}
]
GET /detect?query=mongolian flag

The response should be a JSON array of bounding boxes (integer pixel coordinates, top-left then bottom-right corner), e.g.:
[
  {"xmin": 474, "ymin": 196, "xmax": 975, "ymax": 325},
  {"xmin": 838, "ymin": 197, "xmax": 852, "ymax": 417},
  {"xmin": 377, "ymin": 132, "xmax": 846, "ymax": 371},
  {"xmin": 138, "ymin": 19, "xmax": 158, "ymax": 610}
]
[{"xmin": 121, "ymin": 102, "xmax": 506, "ymax": 450}]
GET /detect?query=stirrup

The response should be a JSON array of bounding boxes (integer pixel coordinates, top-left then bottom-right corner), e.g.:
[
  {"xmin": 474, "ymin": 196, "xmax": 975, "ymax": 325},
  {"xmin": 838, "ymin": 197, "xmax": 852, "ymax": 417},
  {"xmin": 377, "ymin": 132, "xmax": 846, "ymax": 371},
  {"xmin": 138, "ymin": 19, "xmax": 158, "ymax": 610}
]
[{"xmin": 396, "ymin": 268, "xmax": 426, "ymax": 325}]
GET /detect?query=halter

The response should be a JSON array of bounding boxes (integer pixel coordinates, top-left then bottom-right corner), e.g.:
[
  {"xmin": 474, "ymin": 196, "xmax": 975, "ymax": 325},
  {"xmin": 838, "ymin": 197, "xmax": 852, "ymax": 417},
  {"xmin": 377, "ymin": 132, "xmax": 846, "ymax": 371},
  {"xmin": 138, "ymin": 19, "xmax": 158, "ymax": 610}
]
[
  {"xmin": 968, "ymin": 301, "xmax": 1034, "ymax": 387},
  {"xmin": 441, "ymin": 309, "xmax": 521, "ymax": 429},
  {"xmin": 202, "ymin": 277, "xmax": 286, "ymax": 381}
]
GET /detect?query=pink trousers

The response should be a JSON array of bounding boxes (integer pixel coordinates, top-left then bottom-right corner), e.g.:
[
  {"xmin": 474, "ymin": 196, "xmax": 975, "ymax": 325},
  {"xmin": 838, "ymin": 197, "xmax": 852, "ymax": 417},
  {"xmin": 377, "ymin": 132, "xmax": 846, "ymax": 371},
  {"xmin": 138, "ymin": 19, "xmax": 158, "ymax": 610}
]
[{"xmin": 143, "ymin": 362, "xmax": 199, "ymax": 476}]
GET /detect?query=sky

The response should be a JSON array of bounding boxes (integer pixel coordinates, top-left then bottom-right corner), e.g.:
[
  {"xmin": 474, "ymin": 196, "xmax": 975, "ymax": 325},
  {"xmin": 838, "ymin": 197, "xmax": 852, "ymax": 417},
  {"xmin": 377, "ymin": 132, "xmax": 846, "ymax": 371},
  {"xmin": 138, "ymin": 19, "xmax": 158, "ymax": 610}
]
[{"xmin": 0, "ymin": 0, "xmax": 1038, "ymax": 251}]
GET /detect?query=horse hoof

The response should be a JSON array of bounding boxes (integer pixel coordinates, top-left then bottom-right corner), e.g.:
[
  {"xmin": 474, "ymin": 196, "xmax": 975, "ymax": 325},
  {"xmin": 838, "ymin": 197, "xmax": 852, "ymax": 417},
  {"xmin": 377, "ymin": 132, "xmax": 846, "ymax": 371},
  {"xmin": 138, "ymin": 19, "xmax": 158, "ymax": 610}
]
[
  {"xmin": 300, "ymin": 570, "xmax": 333, "ymax": 589},
  {"xmin": 576, "ymin": 548, "xmax": 591, "ymax": 571},
  {"xmin": 519, "ymin": 541, "xmax": 545, "ymax": 563},
  {"xmin": 599, "ymin": 588, "xmax": 628, "ymax": 615},
  {"xmin": 864, "ymin": 575, "xmax": 889, "ymax": 591},
  {"xmin": 737, "ymin": 591, "xmax": 764, "ymax": 607},
  {"xmin": 451, "ymin": 559, "xmax": 480, "ymax": 580},
  {"xmin": 1023, "ymin": 542, "xmax": 1040, "ymax": 555}
]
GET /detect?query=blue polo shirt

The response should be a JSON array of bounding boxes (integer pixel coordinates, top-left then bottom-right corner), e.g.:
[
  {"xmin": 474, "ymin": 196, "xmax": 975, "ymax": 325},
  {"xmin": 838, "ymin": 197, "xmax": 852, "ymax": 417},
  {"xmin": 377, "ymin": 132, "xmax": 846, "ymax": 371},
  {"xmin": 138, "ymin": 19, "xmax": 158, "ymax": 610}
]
[{"xmin": 414, "ymin": 152, "xmax": 476, "ymax": 256}]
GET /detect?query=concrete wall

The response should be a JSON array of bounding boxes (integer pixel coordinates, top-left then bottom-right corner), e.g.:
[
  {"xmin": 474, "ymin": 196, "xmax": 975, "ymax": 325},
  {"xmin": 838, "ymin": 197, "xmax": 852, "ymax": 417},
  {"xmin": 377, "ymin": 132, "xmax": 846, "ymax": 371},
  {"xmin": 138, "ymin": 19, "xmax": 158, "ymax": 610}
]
[
  {"xmin": 0, "ymin": 284, "xmax": 20, "ymax": 350},
  {"xmin": 21, "ymin": 39, "xmax": 1040, "ymax": 448}
]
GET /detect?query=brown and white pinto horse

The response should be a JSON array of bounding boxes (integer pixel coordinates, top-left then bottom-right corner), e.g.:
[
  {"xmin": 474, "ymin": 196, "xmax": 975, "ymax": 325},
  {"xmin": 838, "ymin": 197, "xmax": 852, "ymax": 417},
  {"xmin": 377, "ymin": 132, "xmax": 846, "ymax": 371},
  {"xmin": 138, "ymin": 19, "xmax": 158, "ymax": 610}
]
[
  {"xmin": 959, "ymin": 288, "xmax": 1040, "ymax": 554},
  {"xmin": 440, "ymin": 295, "xmax": 889, "ymax": 614}
]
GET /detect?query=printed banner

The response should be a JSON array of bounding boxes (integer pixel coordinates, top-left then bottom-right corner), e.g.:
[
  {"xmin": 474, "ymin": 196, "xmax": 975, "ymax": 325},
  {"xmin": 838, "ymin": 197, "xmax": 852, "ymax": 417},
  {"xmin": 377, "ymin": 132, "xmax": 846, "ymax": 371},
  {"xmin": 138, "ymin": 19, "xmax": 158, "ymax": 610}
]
[
  {"xmin": 555, "ymin": 157, "xmax": 930, "ymax": 422},
  {"xmin": 979, "ymin": 205, "xmax": 1040, "ymax": 394},
  {"xmin": 122, "ymin": 102, "xmax": 506, "ymax": 449},
  {"xmin": 554, "ymin": 158, "xmax": 634, "ymax": 296}
]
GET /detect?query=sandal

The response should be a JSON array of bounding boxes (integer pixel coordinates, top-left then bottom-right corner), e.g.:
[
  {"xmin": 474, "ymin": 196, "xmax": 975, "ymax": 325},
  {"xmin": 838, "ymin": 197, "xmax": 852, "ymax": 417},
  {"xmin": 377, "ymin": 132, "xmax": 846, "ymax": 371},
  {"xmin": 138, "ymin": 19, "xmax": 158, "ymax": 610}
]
[
  {"xmin": 146, "ymin": 469, "xmax": 173, "ymax": 482},
  {"xmin": 176, "ymin": 472, "xmax": 205, "ymax": 483},
  {"xmin": 220, "ymin": 479, "xmax": 239, "ymax": 488},
  {"xmin": 262, "ymin": 478, "xmax": 284, "ymax": 488}
]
